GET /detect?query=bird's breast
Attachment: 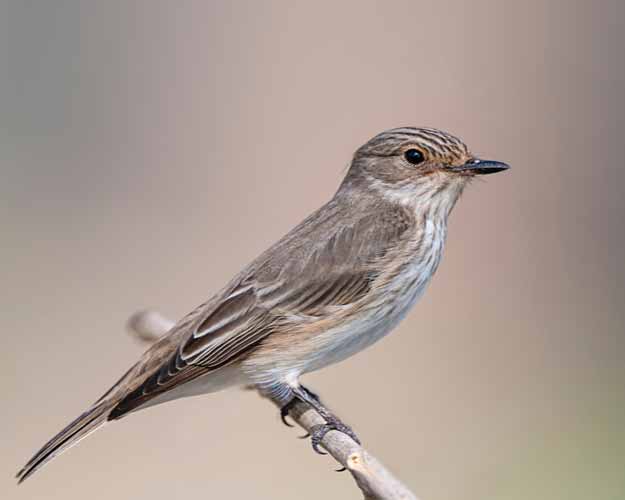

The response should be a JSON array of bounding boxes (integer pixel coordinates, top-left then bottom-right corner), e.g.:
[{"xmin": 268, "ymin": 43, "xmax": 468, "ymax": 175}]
[{"xmin": 300, "ymin": 220, "xmax": 448, "ymax": 373}]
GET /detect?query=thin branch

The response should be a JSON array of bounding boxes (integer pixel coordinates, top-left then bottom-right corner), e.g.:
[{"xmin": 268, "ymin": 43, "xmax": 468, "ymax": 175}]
[
  {"xmin": 127, "ymin": 310, "xmax": 419, "ymax": 500},
  {"xmin": 126, "ymin": 310, "xmax": 173, "ymax": 343}
]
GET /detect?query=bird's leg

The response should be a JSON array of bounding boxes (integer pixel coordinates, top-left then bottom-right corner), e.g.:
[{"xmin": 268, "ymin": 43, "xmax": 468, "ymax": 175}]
[
  {"xmin": 279, "ymin": 386, "xmax": 321, "ymax": 432},
  {"xmin": 280, "ymin": 386, "xmax": 318, "ymax": 427},
  {"xmin": 291, "ymin": 385, "xmax": 361, "ymax": 455}
]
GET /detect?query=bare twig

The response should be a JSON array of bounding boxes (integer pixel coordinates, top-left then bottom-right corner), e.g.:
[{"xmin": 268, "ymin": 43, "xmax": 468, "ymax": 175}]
[
  {"xmin": 126, "ymin": 309, "xmax": 173, "ymax": 343},
  {"xmin": 127, "ymin": 310, "xmax": 418, "ymax": 500}
]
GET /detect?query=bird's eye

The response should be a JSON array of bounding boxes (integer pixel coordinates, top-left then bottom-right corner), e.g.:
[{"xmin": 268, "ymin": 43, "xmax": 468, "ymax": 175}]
[{"xmin": 404, "ymin": 149, "xmax": 425, "ymax": 165}]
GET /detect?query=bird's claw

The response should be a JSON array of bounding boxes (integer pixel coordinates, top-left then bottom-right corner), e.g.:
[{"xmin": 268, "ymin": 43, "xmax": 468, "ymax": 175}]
[
  {"xmin": 309, "ymin": 421, "xmax": 361, "ymax": 455},
  {"xmin": 280, "ymin": 400, "xmax": 296, "ymax": 428}
]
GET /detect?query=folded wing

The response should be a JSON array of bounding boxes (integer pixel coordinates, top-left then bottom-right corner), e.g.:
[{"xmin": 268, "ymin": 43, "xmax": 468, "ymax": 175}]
[{"xmin": 109, "ymin": 205, "xmax": 414, "ymax": 418}]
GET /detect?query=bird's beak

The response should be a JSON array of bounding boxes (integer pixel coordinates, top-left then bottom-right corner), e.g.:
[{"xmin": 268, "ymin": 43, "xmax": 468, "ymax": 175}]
[{"xmin": 449, "ymin": 158, "xmax": 510, "ymax": 175}]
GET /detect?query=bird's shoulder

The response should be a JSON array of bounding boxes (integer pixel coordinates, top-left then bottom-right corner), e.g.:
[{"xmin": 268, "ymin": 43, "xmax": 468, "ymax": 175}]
[
  {"xmin": 178, "ymin": 196, "xmax": 416, "ymax": 325},
  {"xmin": 250, "ymin": 196, "xmax": 417, "ymax": 284}
]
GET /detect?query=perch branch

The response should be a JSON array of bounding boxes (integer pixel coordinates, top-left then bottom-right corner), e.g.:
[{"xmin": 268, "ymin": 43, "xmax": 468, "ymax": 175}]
[{"xmin": 127, "ymin": 309, "xmax": 418, "ymax": 500}]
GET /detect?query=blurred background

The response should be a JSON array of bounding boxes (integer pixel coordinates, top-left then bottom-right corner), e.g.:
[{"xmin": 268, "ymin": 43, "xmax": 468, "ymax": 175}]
[{"xmin": 2, "ymin": 1, "xmax": 624, "ymax": 499}]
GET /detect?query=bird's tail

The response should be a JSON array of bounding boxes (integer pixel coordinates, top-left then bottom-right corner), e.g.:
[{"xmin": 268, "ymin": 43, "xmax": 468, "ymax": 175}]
[{"xmin": 16, "ymin": 401, "xmax": 111, "ymax": 483}]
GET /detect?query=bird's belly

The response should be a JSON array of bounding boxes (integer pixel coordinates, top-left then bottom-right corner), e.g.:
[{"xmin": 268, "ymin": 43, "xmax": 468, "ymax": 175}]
[
  {"xmin": 298, "ymin": 238, "xmax": 444, "ymax": 375},
  {"xmin": 248, "ymin": 238, "xmax": 444, "ymax": 384},
  {"xmin": 302, "ymin": 282, "xmax": 425, "ymax": 374}
]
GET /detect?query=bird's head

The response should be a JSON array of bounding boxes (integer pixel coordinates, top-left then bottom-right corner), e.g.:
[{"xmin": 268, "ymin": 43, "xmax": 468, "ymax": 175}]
[{"xmin": 343, "ymin": 127, "xmax": 509, "ymax": 209}]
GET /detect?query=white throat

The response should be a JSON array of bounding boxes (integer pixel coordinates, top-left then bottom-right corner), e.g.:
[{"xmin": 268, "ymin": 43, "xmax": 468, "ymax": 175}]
[{"xmin": 371, "ymin": 174, "xmax": 468, "ymax": 221}]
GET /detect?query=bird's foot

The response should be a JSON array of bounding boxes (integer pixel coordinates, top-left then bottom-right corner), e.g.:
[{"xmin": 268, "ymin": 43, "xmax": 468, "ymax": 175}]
[
  {"xmin": 279, "ymin": 385, "xmax": 360, "ymax": 458},
  {"xmin": 310, "ymin": 419, "xmax": 361, "ymax": 455},
  {"xmin": 280, "ymin": 387, "xmax": 321, "ymax": 428}
]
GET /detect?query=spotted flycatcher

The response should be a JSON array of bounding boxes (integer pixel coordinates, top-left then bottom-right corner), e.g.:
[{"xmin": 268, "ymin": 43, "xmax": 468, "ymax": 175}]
[{"xmin": 17, "ymin": 127, "xmax": 509, "ymax": 482}]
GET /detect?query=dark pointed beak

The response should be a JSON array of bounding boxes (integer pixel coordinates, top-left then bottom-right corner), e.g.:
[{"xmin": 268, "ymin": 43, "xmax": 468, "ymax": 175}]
[{"xmin": 450, "ymin": 158, "xmax": 510, "ymax": 175}]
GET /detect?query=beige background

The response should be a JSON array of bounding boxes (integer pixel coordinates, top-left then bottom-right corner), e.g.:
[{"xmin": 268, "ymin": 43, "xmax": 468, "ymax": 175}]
[{"xmin": 2, "ymin": 1, "xmax": 624, "ymax": 499}]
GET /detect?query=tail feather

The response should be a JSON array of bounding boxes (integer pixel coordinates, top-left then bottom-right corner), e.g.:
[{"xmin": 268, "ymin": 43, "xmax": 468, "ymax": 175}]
[{"xmin": 16, "ymin": 402, "xmax": 111, "ymax": 483}]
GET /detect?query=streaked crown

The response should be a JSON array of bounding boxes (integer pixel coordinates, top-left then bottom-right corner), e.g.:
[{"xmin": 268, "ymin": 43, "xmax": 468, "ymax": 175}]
[{"xmin": 357, "ymin": 127, "xmax": 470, "ymax": 166}]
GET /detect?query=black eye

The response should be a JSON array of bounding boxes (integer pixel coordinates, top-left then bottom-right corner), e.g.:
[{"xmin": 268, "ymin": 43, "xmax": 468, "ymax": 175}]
[{"xmin": 404, "ymin": 149, "xmax": 425, "ymax": 165}]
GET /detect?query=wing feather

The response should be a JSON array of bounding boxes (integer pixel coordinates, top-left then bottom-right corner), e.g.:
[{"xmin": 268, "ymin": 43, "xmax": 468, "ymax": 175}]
[{"xmin": 109, "ymin": 204, "xmax": 414, "ymax": 418}]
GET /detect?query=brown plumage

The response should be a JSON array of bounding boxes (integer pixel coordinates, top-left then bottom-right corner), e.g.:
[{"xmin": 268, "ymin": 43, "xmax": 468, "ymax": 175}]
[{"xmin": 17, "ymin": 127, "xmax": 509, "ymax": 482}]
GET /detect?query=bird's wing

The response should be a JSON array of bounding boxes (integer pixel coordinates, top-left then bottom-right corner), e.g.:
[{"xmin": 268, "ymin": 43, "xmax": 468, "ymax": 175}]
[{"xmin": 109, "ymin": 203, "xmax": 414, "ymax": 418}]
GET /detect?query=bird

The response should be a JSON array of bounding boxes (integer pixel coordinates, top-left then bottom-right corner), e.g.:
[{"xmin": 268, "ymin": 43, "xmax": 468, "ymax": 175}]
[{"xmin": 17, "ymin": 126, "xmax": 509, "ymax": 483}]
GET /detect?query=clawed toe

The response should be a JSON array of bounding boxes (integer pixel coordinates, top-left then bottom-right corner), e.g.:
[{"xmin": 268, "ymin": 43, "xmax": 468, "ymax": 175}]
[
  {"xmin": 280, "ymin": 400, "xmax": 297, "ymax": 428},
  {"xmin": 310, "ymin": 425, "xmax": 329, "ymax": 454},
  {"xmin": 309, "ymin": 421, "xmax": 361, "ymax": 455},
  {"xmin": 278, "ymin": 385, "xmax": 362, "ymax": 460}
]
